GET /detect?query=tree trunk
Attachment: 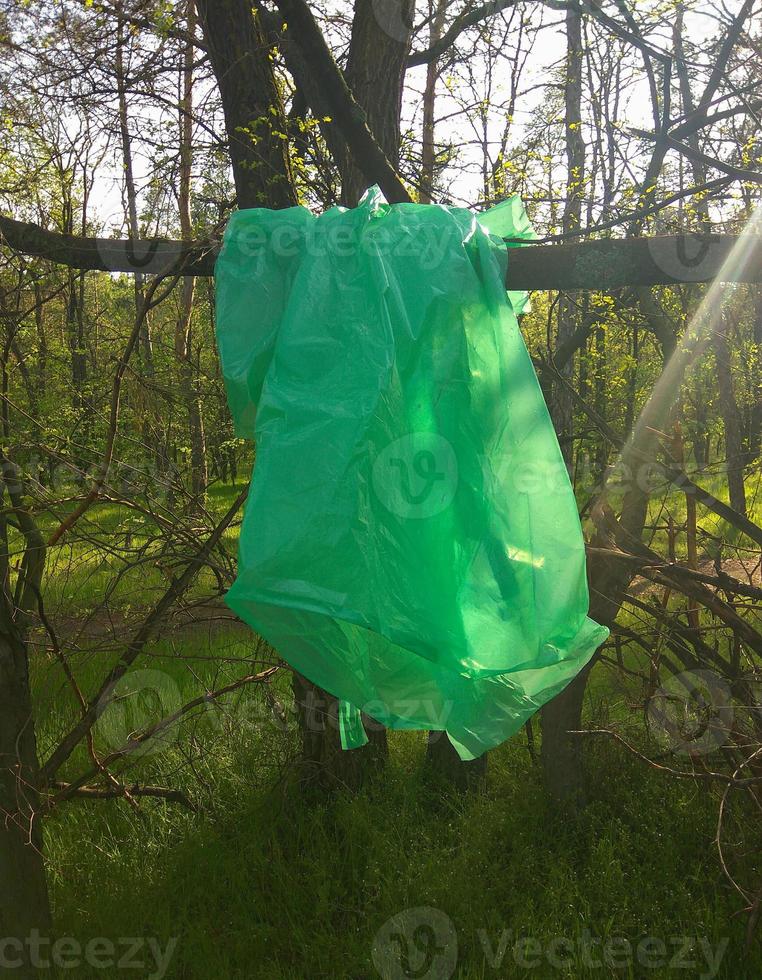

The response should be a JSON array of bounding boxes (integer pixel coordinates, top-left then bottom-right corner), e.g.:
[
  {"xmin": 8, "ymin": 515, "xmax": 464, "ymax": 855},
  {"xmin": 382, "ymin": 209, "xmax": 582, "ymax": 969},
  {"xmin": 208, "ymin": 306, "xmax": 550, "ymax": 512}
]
[
  {"xmin": 419, "ymin": 0, "xmax": 448, "ymax": 204},
  {"xmin": 338, "ymin": 0, "xmax": 413, "ymax": 207},
  {"xmin": 0, "ymin": 597, "xmax": 52, "ymax": 974},
  {"xmin": 196, "ymin": 0, "xmax": 296, "ymax": 210},
  {"xmin": 292, "ymin": 673, "xmax": 387, "ymax": 793},
  {"xmin": 425, "ymin": 731, "xmax": 487, "ymax": 791},
  {"xmin": 198, "ymin": 0, "xmax": 392, "ymax": 784},
  {"xmin": 540, "ymin": 666, "xmax": 592, "ymax": 805},
  {"xmin": 712, "ymin": 312, "xmax": 747, "ymax": 516},
  {"xmin": 176, "ymin": 0, "xmax": 208, "ymax": 505},
  {"xmin": 288, "ymin": 0, "xmax": 415, "ymax": 778},
  {"xmin": 541, "ymin": 5, "xmax": 587, "ymax": 797}
]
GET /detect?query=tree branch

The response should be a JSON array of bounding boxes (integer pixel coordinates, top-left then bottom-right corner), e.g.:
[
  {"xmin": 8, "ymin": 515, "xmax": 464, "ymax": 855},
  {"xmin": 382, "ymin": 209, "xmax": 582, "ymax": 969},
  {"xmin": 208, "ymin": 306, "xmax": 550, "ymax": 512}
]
[
  {"xmin": 631, "ymin": 130, "xmax": 762, "ymax": 185},
  {"xmin": 49, "ymin": 780, "xmax": 198, "ymax": 811},
  {"xmin": 271, "ymin": 0, "xmax": 411, "ymax": 204},
  {"xmin": 39, "ymin": 486, "xmax": 249, "ymax": 784},
  {"xmin": 0, "ymin": 213, "xmax": 217, "ymax": 275},
  {"xmin": 408, "ymin": 0, "xmax": 518, "ymax": 66},
  {"xmin": 4, "ymin": 214, "xmax": 762, "ymax": 289}
]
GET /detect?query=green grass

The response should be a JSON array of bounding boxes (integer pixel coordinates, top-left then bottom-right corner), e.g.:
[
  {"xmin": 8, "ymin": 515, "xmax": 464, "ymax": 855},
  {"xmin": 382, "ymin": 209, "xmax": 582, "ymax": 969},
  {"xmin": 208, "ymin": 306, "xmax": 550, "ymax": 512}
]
[
  {"xmin": 36, "ymin": 646, "xmax": 761, "ymax": 979},
  {"xmin": 27, "ymin": 472, "xmax": 762, "ymax": 979}
]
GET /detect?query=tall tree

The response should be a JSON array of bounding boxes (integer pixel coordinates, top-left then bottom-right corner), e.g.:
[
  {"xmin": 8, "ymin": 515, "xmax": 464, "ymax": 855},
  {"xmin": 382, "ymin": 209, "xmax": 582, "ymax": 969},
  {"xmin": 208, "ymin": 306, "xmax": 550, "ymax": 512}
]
[{"xmin": 175, "ymin": 0, "xmax": 208, "ymax": 503}]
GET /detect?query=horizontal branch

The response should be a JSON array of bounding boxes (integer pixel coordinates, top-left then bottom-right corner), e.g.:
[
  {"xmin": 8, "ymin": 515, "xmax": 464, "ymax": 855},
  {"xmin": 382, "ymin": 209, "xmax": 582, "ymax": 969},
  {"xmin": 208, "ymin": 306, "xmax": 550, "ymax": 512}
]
[
  {"xmin": 2, "ymin": 214, "xmax": 762, "ymax": 289},
  {"xmin": 0, "ymin": 214, "xmax": 217, "ymax": 276},
  {"xmin": 586, "ymin": 546, "xmax": 762, "ymax": 601},
  {"xmin": 509, "ymin": 233, "xmax": 762, "ymax": 289}
]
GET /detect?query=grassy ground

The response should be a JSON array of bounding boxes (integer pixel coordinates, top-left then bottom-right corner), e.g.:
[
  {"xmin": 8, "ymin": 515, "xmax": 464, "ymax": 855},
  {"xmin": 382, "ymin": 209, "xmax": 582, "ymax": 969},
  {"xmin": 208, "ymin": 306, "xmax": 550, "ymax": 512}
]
[
  {"xmin": 30, "ymin": 472, "xmax": 762, "ymax": 979},
  {"xmin": 42, "ymin": 730, "xmax": 758, "ymax": 979},
  {"xmin": 36, "ymin": 650, "xmax": 761, "ymax": 980}
]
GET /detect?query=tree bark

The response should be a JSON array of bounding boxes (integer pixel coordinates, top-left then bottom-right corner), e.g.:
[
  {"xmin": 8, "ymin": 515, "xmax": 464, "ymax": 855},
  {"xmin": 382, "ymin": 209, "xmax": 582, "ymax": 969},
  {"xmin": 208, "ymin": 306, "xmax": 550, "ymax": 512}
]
[
  {"xmin": 196, "ymin": 0, "xmax": 296, "ymax": 210},
  {"xmin": 338, "ymin": 0, "xmax": 413, "ymax": 206},
  {"xmin": 712, "ymin": 312, "xmax": 747, "ymax": 516}
]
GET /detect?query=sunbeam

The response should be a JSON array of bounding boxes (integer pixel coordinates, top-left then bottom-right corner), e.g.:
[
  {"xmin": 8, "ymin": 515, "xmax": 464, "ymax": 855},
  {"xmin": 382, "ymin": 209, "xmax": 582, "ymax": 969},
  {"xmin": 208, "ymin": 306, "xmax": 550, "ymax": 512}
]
[{"xmin": 604, "ymin": 201, "xmax": 762, "ymax": 496}]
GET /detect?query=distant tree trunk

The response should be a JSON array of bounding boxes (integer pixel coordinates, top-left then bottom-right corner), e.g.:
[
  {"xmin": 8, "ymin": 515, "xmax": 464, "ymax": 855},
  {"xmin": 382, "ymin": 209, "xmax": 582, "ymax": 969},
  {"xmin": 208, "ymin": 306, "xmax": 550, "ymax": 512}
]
[
  {"xmin": 692, "ymin": 392, "xmax": 709, "ymax": 470},
  {"xmin": 550, "ymin": 5, "xmax": 585, "ymax": 464},
  {"xmin": 747, "ymin": 288, "xmax": 762, "ymax": 464},
  {"xmin": 593, "ymin": 318, "xmax": 608, "ymax": 481},
  {"xmin": 712, "ymin": 312, "xmax": 747, "ymax": 516},
  {"xmin": 115, "ymin": 3, "xmax": 164, "ymax": 489},
  {"xmin": 115, "ymin": 3, "xmax": 153, "ymax": 371},
  {"xmin": 624, "ymin": 321, "xmax": 639, "ymax": 441},
  {"xmin": 673, "ymin": 3, "xmax": 716, "ymax": 482},
  {"xmin": 176, "ymin": 0, "xmax": 208, "ymax": 504},
  {"xmin": 541, "ymin": 5, "xmax": 586, "ymax": 799},
  {"xmin": 419, "ymin": 0, "xmax": 447, "ymax": 204}
]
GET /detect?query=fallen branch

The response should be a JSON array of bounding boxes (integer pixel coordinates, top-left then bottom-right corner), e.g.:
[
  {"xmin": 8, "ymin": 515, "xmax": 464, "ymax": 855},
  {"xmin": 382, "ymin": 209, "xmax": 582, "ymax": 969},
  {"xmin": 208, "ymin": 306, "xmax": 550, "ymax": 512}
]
[{"xmin": 48, "ymin": 780, "xmax": 198, "ymax": 811}]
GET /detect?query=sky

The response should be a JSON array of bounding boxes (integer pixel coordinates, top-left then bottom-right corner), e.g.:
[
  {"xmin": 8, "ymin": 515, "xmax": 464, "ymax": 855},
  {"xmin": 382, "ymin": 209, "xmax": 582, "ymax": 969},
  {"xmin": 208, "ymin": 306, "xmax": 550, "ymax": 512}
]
[{"xmin": 46, "ymin": 0, "xmax": 750, "ymax": 238}]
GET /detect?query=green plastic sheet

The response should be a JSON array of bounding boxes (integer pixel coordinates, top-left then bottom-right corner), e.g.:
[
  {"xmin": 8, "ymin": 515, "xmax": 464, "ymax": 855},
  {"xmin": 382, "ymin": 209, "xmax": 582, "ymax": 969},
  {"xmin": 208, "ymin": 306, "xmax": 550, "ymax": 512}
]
[{"xmin": 215, "ymin": 187, "xmax": 608, "ymax": 760}]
